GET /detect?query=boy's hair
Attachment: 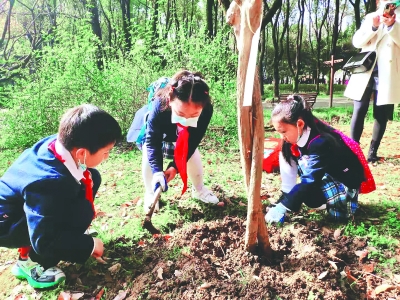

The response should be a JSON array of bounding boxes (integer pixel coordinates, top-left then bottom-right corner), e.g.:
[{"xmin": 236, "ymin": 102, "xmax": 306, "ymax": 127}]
[
  {"xmin": 271, "ymin": 95, "xmax": 339, "ymax": 164},
  {"xmin": 58, "ymin": 104, "xmax": 122, "ymax": 154},
  {"xmin": 155, "ymin": 70, "xmax": 211, "ymax": 107}
]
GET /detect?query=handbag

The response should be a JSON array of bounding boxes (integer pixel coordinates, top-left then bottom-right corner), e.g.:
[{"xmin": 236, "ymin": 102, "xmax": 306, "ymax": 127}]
[{"xmin": 342, "ymin": 51, "xmax": 376, "ymax": 74}]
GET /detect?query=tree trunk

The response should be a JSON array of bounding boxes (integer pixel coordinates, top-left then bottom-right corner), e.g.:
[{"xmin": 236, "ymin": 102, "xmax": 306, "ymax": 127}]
[
  {"xmin": 120, "ymin": 0, "xmax": 132, "ymax": 51},
  {"xmin": 81, "ymin": 0, "xmax": 103, "ymax": 69},
  {"xmin": 206, "ymin": 0, "xmax": 214, "ymax": 38},
  {"xmin": 0, "ymin": 0, "xmax": 15, "ymax": 50},
  {"xmin": 226, "ymin": 0, "xmax": 271, "ymax": 256},
  {"xmin": 258, "ymin": 26, "xmax": 266, "ymax": 96},
  {"xmin": 152, "ymin": 0, "xmax": 159, "ymax": 41},
  {"xmin": 349, "ymin": 0, "xmax": 362, "ymax": 29}
]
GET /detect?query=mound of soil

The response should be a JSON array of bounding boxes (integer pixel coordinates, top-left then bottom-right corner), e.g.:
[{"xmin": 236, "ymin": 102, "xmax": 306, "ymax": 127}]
[
  {"xmin": 118, "ymin": 217, "xmax": 398, "ymax": 300},
  {"xmin": 20, "ymin": 216, "xmax": 396, "ymax": 299}
]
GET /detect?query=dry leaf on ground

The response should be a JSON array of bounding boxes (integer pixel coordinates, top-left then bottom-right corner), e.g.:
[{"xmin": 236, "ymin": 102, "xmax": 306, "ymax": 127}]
[
  {"xmin": 108, "ymin": 263, "xmax": 121, "ymax": 275},
  {"xmin": 362, "ymin": 263, "xmax": 374, "ymax": 273},
  {"xmin": 112, "ymin": 291, "xmax": 127, "ymax": 300},
  {"xmin": 318, "ymin": 270, "xmax": 329, "ymax": 280},
  {"xmin": 198, "ymin": 282, "xmax": 213, "ymax": 289},
  {"xmin": 354, "ymin": 250, "xmax": 369, "ymax": 262},
  {"xmin": 157, "ymin": 267, "xmax": 163, "ymax": 280},
  {"xmin": 374, "ymin": 284, "xmax": 396, "ymax": 295}
]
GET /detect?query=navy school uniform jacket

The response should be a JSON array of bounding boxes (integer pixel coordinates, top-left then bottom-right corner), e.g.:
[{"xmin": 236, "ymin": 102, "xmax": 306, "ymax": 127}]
[
  {"xmin": 281, "ymin": 128, "xmax": 365, "ymax": 211},
  {"xmin": 145, "ymin": 97, "xmax": 213, "ymax": 174},
  {"xmin": 0, "ymin": 135, "xmax": 95, "ymax": 264}
]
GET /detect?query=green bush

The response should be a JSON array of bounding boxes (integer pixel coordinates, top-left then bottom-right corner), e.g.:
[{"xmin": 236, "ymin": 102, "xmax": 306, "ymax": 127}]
[{"xmin": 1, "ymin": 24, "xmax": 238, "ymax": 149}]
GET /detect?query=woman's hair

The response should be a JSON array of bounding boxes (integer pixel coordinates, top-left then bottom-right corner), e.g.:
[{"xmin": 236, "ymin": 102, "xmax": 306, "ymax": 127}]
[
  {"xmin": 155, "ymin": 70, "xmax": 211, "ymax": 108},
  {"xmin": 271, "ymin": 95, "xmax": 340, "ymax": 164},
  {"xmin": 58, "ymin": 104, "xmax": 122, "ymax": 154}
]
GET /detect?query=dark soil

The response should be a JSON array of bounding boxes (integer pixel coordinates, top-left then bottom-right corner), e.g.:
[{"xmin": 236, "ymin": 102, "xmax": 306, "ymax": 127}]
[{"xmin": 56, "ymin": 216, "xmax": 399, "ymax": 300}]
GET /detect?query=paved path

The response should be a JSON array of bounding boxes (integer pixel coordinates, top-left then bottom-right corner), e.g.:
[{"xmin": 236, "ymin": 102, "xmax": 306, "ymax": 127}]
[{"xmin": 263, "ymin": 97, "xmax": 354, "ymax": 109}]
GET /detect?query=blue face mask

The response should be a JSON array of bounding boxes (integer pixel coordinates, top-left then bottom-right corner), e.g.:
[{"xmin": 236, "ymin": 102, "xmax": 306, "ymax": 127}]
[
  {"xmin": 78, "ymin": 151, "xmax": 87, "ymax": 171},
  {"xmin": 171, "ymin": 111, "xmax": 199, "ymax": 127}
]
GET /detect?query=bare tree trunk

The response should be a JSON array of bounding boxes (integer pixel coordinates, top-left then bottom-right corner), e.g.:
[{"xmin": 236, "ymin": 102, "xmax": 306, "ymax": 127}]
[
  {"xmin": 81, "ymin": 0, "xmax": 103, "ymax": 69},
  {"xmin": 0, "ymin": 0, "xmax": 15, "ymax": 49},
  {"xmin": 227, "ymin": 0, "xmax": 271, "ymax": 256},
  {"xmin": 258, "ymin": 25, "xmax": 265, "ymax": 96},
  {"xmin": 120, "ymin": 0, "xmax": 132, "ymax": 51},
  {"xmin": 152, "ymin": 0, "xmax": 159, "ymax": 41},
  {"xmin": 98, "ymin": 0, "xmax": 113, "ymax": 49},
  {"xmin": 272, "ymin": 0, "xmax": 288, "ymax": 98},
  {"xmin": 349, "ymin": 0, "xmax": 361, "ymax": 29},
  {"xmin": 206, "ymin": 0, "xmax": 214, "ymax": 38}
]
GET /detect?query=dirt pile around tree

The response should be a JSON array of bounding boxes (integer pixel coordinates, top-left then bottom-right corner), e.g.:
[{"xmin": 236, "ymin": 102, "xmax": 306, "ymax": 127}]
[{"xmin": 123, "ymin": 216, "xmax": 399, "ymax": 300}]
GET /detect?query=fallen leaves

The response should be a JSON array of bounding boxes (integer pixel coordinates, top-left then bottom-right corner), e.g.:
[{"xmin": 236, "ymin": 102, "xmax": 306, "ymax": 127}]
[
  {"xmin": 343, "ymin": 266, "xmax": 357, "ymax": 284},
  {"xmin": 354, "ymin": 249, "xmax": 369, "ymax": 262},
  {"xmin": 328, "ymin": 260, "xmax": 338, "ymax": 272},
  {"xmin": 157, "ymin": 267, "xmax": 163, "ymax": 280},
  {"xmin": 57, "ymin": 292, "xmax": 86, "ymax": 300},
  {"xmin": 333, "ymin": 228, "xmax": 341, "ymax": 240},
  {"xmin": 374, "ymin": 284, "xmax": 397, "ymax": 295},
  {"xmin": 362, "ymin": 263, "xmax": 374, "ymax": 273},
  {"xmin": 318, "ymin": 270, "xmax": 329, "ymax": 280},
  {"xmin": 108, "ymin": 263, "xmax": 122, "ymax": 275},
  {"xmin": 112, "ymin": 291, "xmax": 127, "ymax": 300},
  {"xmin": 198, "ymin": 282, "xmax": 213, "ymax": 290}
]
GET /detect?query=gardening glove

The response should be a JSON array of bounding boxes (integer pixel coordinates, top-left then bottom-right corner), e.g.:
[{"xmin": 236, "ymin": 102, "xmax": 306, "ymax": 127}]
[
  {"xmin": 152, "ymin": 172, "xmax": 168, "ymax": 192},
  {"xmin": 265, "ymin": 202, "xmax": 288, "ymax": 224}
]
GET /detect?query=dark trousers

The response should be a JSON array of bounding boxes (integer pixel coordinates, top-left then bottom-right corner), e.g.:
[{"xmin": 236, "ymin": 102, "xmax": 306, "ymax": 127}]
[
  {"xmin": 350, "ymin": 86, "xmax": 393, "ymax": 144},
  {"xmin": 1, "ymin": 168, "xmax": 101, "ymax": 269}
]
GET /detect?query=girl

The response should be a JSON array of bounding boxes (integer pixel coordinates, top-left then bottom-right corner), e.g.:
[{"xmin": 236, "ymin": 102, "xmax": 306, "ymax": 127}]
[
  {"xmin": 265, "ymin": 96, "xmax": 375, "ymax": 223},
  {"xmin": 345, "ymin": 0, "xmax": 400, "ymax": 162},
  {"xmin": 136, "ymin": 70, "xmax": 219, "ymax": 212}
]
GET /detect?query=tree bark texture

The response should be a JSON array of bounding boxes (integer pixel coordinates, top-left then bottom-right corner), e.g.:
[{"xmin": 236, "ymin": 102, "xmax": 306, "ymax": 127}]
[{"xmin": 226, "ymin": 0, "xmax": 271, "ymax": 256}]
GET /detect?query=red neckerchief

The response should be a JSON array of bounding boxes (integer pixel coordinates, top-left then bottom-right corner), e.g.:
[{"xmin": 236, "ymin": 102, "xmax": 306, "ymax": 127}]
[
  {"xmin": 48, "ymin": 140, "xmax": 95, "ymax": 217},
  {"xmin": 174, "ymin": 124, "xmax": 189, "ymax": 195},
  {"xmin": 291, "ymin": 144, "xmax": 301, "ymax": 157}
]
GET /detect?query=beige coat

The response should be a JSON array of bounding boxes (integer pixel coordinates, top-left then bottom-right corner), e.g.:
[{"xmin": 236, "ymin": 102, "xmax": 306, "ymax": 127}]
[{"xmin": 344, "ymin": 7, "xmax": 400, "ymax": 105}]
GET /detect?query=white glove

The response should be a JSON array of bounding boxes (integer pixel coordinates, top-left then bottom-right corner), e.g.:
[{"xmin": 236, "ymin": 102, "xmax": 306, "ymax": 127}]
[
  {"xmin": 152, "ymin": 172, "xmax": 168, "ymax": 192},
  {"xmin": 265, "ymin": 203, "xmax": 288, "ymax": 223}
]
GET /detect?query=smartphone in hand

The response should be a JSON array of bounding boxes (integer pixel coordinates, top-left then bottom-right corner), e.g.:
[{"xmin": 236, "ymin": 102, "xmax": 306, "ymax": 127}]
[{"xmin": 383, "ymin": 3, "xmax": 396, "ymax": 18}]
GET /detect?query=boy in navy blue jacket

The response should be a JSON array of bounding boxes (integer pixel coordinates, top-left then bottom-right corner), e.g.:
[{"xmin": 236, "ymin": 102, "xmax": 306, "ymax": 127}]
[{"xmin": 0, "ymin": 104, "xmax": 121, "ymax": 288}]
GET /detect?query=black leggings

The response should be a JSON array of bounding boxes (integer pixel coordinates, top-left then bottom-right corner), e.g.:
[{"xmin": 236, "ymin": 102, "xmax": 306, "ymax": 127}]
[{"xmin": 350, "ymin": 86, "xmax": 393, "ymax": 144}]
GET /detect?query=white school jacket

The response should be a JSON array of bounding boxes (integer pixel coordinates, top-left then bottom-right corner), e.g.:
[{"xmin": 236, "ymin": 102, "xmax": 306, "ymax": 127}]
[{"xmin": 344, "ymin": 6, "xmax": 400, "ymax": 105}]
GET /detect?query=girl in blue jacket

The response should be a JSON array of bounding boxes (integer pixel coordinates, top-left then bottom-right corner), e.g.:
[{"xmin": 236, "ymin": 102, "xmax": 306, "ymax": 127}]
[
  {"xmin": 266, "ymin": 96, "xmax": 375, "ymax": 223},
  {"xmin": 135, "ymin": 70, "xmax": 219, "ymax": 212}
]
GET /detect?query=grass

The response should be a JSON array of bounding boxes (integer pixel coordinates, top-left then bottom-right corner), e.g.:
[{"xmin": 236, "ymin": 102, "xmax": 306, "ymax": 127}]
[{"xmin": 0, "ymin": 107, "xmax": 400, "ymax": 298}]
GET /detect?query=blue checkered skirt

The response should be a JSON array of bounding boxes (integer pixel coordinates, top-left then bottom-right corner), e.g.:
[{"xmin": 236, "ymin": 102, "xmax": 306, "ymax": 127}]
[{"xmin": 321, "ymin": 173, "xmax": 359, "ymax": 221}]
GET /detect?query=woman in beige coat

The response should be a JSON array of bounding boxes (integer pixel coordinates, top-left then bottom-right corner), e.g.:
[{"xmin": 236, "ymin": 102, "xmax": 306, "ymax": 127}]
[{"xmin": 345, "ymin": 1, "xmax": 400, "ymax": 162}]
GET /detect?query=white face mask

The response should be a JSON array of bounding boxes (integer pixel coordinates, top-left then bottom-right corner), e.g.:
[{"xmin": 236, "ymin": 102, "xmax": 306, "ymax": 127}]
[{"xmin": 171, "ymin": 111, "xmax": 199, "ymax": 127}]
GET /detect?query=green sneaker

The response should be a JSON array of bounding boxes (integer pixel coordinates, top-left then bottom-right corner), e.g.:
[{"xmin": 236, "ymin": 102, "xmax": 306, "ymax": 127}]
[{"xmin": 11, "ymin": 257, "xmax": 65, "ymax": 289}]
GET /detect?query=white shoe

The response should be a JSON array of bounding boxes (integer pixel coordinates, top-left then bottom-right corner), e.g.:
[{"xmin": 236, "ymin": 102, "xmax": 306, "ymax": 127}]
[
  {"xmin": 192, "ymin": 186, "xmax": 219, "ymax": 204},
  {"xmin": 144, "ymin": 192, "xmax": 159, "ymax": 214},
  {"xmin": 315, "ymin": 204, "xmax": 327, "ymax": 210}
]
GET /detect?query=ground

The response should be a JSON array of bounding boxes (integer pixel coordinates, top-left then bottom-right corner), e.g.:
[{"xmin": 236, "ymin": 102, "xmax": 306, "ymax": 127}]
[{"xmin": 0, "ymin": 119, "xmax": 399, "ymax": 300}]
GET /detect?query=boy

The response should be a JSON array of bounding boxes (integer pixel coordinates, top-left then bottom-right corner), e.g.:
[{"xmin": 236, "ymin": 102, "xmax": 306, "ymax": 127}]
[{"xmin": 0, "ymin": 104, "xmax": 121, "ymax": 288}]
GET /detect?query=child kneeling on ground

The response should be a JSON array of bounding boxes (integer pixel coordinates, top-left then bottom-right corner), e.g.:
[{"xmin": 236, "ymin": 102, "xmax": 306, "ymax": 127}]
[
  {"xmin": 266, "ymin": 96, "xmax": 375, "ymax": 223},
  {"xmin": 0, "ymin": 104, "xmax": 121, "ymax": 288}
]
